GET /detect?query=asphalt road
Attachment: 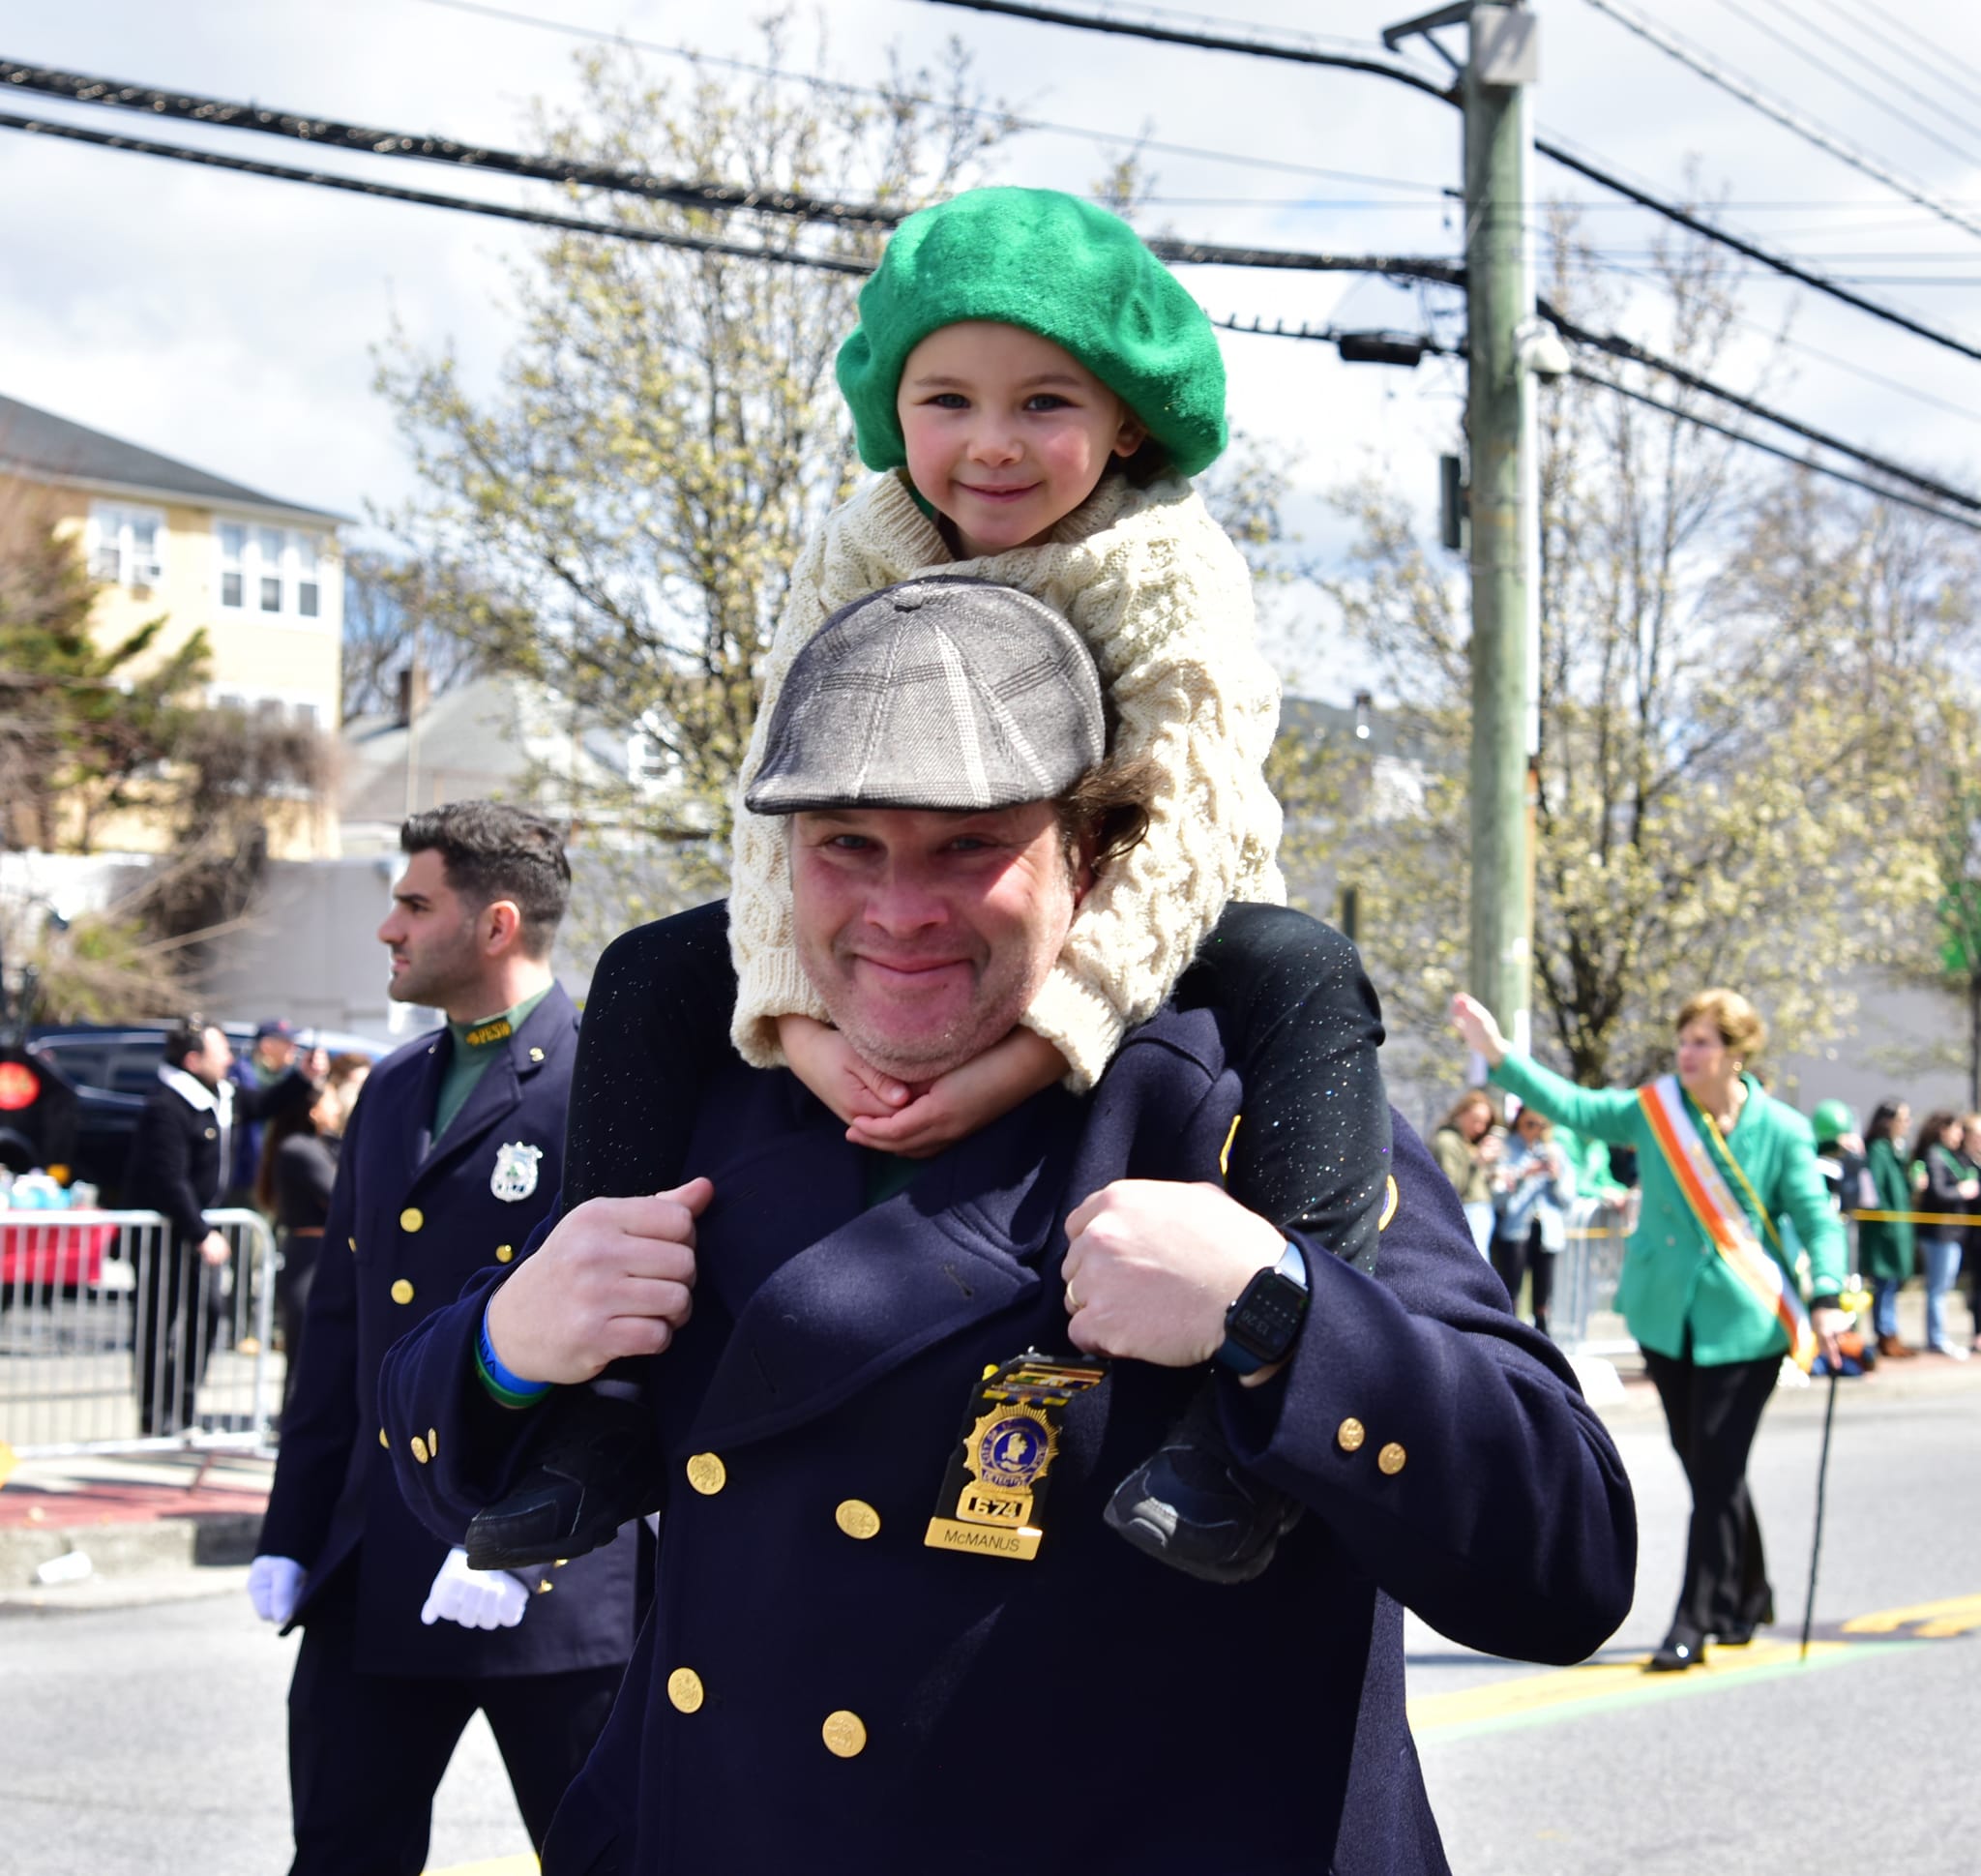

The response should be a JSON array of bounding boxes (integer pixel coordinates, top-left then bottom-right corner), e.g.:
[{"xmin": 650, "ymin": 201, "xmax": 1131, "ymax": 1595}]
[{"xmin": 2, "ymin": 1368, "xmax": 1974, "ymax": 1876}]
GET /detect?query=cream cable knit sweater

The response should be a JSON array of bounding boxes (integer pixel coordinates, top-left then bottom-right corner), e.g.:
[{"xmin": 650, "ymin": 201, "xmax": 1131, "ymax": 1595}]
[{"xmin": 728, "ymin": 467, "xmax": 1286, "ymax": 1091}]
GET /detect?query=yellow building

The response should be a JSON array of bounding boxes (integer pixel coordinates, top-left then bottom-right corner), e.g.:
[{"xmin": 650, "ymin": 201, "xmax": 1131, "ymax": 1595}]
[{"xmin": 0, "ymin": 392, "xmax": 345, "ymax": 857}]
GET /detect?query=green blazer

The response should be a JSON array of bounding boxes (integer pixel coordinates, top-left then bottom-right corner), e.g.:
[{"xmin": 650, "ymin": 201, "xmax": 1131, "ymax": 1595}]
[
  {"xmin": 1491, "ymin": 1053, "xmax": 1845, "ymax": 1364},
  {"xmin": 1857, "ymin": 1137, "xmax": 1915, "ymax": 1282}
]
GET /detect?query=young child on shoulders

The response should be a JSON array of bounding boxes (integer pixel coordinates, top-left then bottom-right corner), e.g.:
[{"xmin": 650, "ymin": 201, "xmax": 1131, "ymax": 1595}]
[{"xmin": 467, "ymin": 188, "xmax": 1394, "ymax": 1585}]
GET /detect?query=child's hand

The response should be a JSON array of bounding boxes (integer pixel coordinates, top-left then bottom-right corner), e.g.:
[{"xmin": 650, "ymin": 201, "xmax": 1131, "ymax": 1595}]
[
  {"xmin": 778, "ymin": 1014, "xmax": 910, "ymax": 1125},
  {"xmin": 846, "ymin": 1028, "xmax": 1069, "ymax": 1160}
]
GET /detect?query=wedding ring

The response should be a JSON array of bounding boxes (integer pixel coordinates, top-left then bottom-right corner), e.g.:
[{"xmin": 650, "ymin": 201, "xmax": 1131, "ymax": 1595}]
[{"xmin": 1065, "ymin": 1283, "xmax": 1080, "ymax": 1313}]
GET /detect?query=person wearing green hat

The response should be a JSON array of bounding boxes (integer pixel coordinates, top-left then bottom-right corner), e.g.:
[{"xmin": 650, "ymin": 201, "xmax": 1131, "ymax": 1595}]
[{"xmin": 461, "ymin": 187, "xmax": 1401, "ymax": 1590}]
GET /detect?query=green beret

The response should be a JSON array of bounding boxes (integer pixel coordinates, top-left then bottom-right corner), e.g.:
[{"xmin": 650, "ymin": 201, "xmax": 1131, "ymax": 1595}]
[{"xmin": 837, "ymin": 188, "xmax": 1228, "ymax": 479}]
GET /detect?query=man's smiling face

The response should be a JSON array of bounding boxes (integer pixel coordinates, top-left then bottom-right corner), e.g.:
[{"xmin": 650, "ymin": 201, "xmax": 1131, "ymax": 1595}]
[{"xmin": 789, "ymin": 801, "xmax": 1084, "ymax": 1087}]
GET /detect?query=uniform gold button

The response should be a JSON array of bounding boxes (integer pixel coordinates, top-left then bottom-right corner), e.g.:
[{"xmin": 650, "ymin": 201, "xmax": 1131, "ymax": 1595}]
[
  {"xmin": 391, "ymin": 1279, "xmax": 415, "ymax": 1305},
  {"xmin": 537, "ymin": 1579, "xmax": 552, "ymax": 1593},
  {"xmin": 685, "ymin": 1453, "xmax": 726, "ymax": 1495},
  {"xmin": 1336, "ymin": 1417, "xmax": 1366, "ymax": 1453},
  {"xmin": 666, "ymin": 1667, "xmax": 705, "ymax": 1713},
  {"xmin": 347, "ymin": 1236, "xmax": 357, "ymax": 1253},
  {"xmin": 495, "ymin": 1244, "xmax": 515, "ymax": 1264},
  {"xmin": 821, "ymin": 1710, "xmax": 868, "ymax": 1758},
  {"xmin": 529, "ymin": 1047, "xmax": 545, "ymax": 1061},
  {"xmin": 1377, "ymin": 1442, "xmax": 1407, "ymax": 1476},
  {"xmin": 410, "ymin": 1435, "xmax": 430, "ymax": 1465},
  {"xmin": 399, "ymin": 1207, "xmax": 424, "ymax": 1234},
  {"xmin": 835, "ymin": 1499, "xmax": 881, "ymax": 1540},
  {"xmin": 428, "ymin": 1427, "xmax": 439, "ymax": 1456},
  {"xmin": 378, "ymin": 1427, "xmax": 389, "ymax": 1448}
]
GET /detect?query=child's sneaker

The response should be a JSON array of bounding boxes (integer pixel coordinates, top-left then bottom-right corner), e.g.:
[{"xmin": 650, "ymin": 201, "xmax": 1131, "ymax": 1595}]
[
  {"xmin": 464, "ymin": 1386, "xmax": 664, "ymax": 1570},
  {"xmin": 1102, "ymin": 1385, "xmax": 1300, "ymax": 1584}
]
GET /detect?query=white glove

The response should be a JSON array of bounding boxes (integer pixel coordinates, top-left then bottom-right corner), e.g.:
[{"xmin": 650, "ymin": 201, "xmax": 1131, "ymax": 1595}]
[
  {"xmin": 247, "ymin": 1554, "xmax": 307, "ymax": 1624},
  {"xmin": 420, "ymin": 1546, "xmax": 529, "ymax": 1630}
]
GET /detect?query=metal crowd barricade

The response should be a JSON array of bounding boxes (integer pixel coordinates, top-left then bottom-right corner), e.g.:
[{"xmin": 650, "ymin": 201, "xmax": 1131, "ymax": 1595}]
[
  {"xmin": 0, "ymin": 1206, "xmax": 280, "ymax": 1458},
  {"xmin": 1552, "ymin": 1192, "xmax": 1638, "ymax": 1359}
]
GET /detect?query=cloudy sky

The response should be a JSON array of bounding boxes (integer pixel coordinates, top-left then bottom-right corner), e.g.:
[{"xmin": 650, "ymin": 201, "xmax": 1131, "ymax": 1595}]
[{"xmin": 8, "ymin": 0, "xmax": 1981, "ymax": 695}]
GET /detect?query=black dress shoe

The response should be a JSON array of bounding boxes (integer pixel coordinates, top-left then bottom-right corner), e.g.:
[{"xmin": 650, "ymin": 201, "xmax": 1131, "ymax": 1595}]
[
  {"xmin": 1647, "ymin": 1629, "xmax": 1706, "ymax": 1672},
  {"xmin": 464, "ymin": 1389, "xmax": 665, "ymax": 1571}
]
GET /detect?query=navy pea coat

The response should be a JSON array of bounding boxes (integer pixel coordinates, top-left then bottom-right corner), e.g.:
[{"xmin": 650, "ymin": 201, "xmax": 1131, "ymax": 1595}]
[
  {"xmin": 384, "ymin": 1000, "xmax": 1636, "ymax": 1874},
  {"xmin": 260, "ymin": 984, "xmax": 638, "ymax": 1679}
]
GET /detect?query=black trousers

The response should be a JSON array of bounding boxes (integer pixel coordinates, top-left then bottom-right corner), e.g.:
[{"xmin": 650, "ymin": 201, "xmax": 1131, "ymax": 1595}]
[
  {"xmin": 286, "ymin": 1582, "xmax": 621, "ymax": 1876},
  {"xmin": 133, "ymin": 1236, "xmax": 224, "ymax": 1437},
  {"xmin": 1641, "ymin": 1344, "xmax": 1779, "ymax": 1639},
  {"xmin": 1490, "ymin": 1224, "xmax": 1555, "ymax": 1332}
]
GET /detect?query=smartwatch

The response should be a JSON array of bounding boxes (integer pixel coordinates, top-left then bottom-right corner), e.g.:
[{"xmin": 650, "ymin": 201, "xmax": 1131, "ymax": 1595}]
[{"xmin": 1216, "ymin": 1240, "xmax": 1310, "ymax": 1376}]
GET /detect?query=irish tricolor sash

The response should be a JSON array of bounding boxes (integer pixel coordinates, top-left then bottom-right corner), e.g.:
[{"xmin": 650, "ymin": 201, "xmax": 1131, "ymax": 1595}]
[{"xmin": 1639, "ymin": 1076, "xmax": 1816, "ymax": 1371}]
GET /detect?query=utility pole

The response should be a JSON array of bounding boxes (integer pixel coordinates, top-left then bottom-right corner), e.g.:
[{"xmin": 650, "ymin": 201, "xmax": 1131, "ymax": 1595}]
[
  {"xmin": 1391, "ymin": 2, "xmax": 1544, "ymax": 1058},
  {"xmin": 1464, "ymin": 4, "xmax": 1540, "ymax": 1056}
]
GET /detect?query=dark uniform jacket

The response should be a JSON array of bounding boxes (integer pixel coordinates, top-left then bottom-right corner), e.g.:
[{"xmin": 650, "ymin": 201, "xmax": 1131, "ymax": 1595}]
[
  {"xmin": 384, "ymin": 986, "xmax": 1636, "ymax": 1874},
  {"xmin": 125, "ymin": 1069, "xmax": 313, "ymax": 1244},
  {"xmin": 260, "ymin": 985, "xmax": 639, "ymax": 1680}
]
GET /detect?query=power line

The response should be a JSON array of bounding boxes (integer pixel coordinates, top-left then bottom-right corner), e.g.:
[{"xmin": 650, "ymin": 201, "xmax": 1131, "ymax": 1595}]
[
  {"xmin": 914, "ymin": 0, "xmax": 1981, "ymax": 368},
  {"xmin": 0, "ymin": 110, "xmax": 874, "ymax": 273},
  {"xmin": 1533, "ymin": 135, "xmax": 1981, "ymax": 366},
  {"xmin": 411, "ymin": 0, "xmax": 1453, "ymax": 198},
  {"xmin": 1806, "ymin": 0, "xmax": 1981, "ymax": 116},
  {"xmin": 1837, "ymin": 0, "xmax": 1981, "ymax": 104},
  {"xmin": 1580, "ymin": 0, "xmax": 1981, "ymax": 245},
  {"xmin": 1568, "ymin": 366, "xmax": 1981, "ymax": 531},
  {"xmin": 0, "ymin": 104, "xmax": 1462, "ymax": 291},
  {"xmin": 1715, "ymin": 0, "xmax": 1981, "ymax": 172},
  {"xmin": 1755, "ymin": 0, "xmax": 1981, "ymax": 144},
  {"xmin": 918, "ymin": 0, "xmax": 1461, "ymax": 105}
]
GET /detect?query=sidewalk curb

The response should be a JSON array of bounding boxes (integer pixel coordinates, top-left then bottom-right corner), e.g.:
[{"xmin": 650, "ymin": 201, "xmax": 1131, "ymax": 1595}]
[
  {"xmin": 0, "ymin": 1506, "xmax": 263, "ymax": 1590},
  {"xmin": 0, "ymin": 1559, "xmax": 254, "ymax": 1617}
]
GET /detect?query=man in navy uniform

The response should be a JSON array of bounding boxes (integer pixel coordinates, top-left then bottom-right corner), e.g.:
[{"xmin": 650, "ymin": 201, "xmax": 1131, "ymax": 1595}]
[
  {"xmin": 250, "ymin": 801, "xmax": 639, "ymax": 1876},
  {"xmin": 382, "ymin": 585, "xmax": 1636, "ymax": 1875}
]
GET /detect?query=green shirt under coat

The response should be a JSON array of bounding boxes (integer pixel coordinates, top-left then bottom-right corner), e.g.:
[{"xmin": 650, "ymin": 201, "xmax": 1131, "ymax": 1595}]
[
  {"xmin": 1856, "ymin": 1136, "xmax": 1915, "ymax": 1282},
  {"xmin": 1490, "ymin": 1053, "xmax": 1846, "ymax": 1365}
]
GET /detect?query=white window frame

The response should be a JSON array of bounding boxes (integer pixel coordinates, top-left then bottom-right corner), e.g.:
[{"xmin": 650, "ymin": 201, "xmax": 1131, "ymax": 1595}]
[
  {"xmin": 214, "ymin": 521, "xmax": 330, "ymax": 623},
  {"xmin": 91, "ymin": 502, "xmax": 166, "ymax": 592}
]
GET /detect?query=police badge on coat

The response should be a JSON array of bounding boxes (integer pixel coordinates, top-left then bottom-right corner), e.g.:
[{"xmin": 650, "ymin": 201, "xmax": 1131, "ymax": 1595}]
[{"xmin": 490, "ymin": 1141, "xmax": 543, "ymax": 1203}]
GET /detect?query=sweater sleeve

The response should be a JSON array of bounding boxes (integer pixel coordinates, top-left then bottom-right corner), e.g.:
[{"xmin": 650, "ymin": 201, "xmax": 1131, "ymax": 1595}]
[
  {"xmin": 728, "ymin": 478, "xmax": 953, "ymax": 1067},
  {"xmin": 1023, "ymin": 482, "xmax": 1286, "ymax": 1089},
  {"xmin": 1491, "ymin": 1052, "xmax": 1647, "ymax": 1146}
]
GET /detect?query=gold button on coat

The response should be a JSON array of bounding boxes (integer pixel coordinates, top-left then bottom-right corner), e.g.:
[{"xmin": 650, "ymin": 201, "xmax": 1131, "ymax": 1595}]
[
  {"xmin": 835, "ymin": 1500, "xmax": 881, "ymax": 1540},
  {"xmin": 410, "ymin": 1435, "xmax": 429, "ymax": 1465},
  {"xmin": 494, "ymin": 1244, "xmax": 515, "ymax": 1264},
  {"xmin": 399, "ymin": 1207, "xmax": 424, "ymax": 1233},
  {"xmin": 685, "ymin": 1453, "xmax": 726, "ymax": 1495},
  {"xmin": 428, "ymin": 1428, "xmax": 439, "ymax": 1456},
  {"xmin": 378, "ymin": 1427, "xmax": 389, "ymax": 1448},
  {"xmin": 666, "ymin": 1667, "xmax": 705, "ymax": 1713},
  {"xmin": 390, "ymin": 1279, "xmax": 415, "ymax": 1305},
  {"xmin": 1377, "ymin": 1443, "xmax": 1407, "ymax": 1475},
  {"xmin": 1336, "ymin": 1417, "xmax": 1366, "ymax": 1453},
  {"xmin": 347, "ymin": 1236, "xmax": 357, "ymax": 1253},
  {"xmin": 821, "ymin": 1711, "xmax": 868, "ymax": 1758}
]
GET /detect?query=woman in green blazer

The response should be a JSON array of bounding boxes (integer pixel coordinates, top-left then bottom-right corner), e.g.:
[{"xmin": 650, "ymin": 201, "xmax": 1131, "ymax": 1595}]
[
  {"xmin": 1858, "ymin": 1101, "xmax": 1914, "ymax": 1357},
  {"xmin": 1452, "ymin": 987, "xmax": 1846, "ymax": 1674}
]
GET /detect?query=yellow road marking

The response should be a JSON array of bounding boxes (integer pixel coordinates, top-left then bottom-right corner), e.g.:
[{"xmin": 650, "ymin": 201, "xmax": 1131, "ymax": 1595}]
[{"xmin": 1840, "ymin": 1593, "xmax": 1981, "ymax": 1637}]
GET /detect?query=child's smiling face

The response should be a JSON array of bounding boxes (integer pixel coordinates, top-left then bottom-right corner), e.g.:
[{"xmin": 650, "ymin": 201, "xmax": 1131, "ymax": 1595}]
[{"xmin": 896, "ymin": 322, "xmax": 1147, "ymax": 558}]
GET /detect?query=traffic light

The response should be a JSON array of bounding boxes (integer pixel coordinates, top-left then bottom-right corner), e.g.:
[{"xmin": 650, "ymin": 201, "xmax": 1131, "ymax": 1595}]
[{"xmin": 0, "ymin": 1045, "xmax": 77, "ymax": 1179}]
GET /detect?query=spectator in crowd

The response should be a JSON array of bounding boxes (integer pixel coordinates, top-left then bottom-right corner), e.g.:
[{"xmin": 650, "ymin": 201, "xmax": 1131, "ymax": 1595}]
[
  {"xmin": 1809, "ymin": 1101, "xmax": 1871, "ymax": 1220},
  {"xmin": 1433, "ymin": 1088, "xmax": 1502, "ymax": 1257},
  {"xmin": 1958, "ymin": 1111, "xmax": 1981, "ymax": 1355},
  {"xmin": 1911, "ymin": 1111, "xmax": 1977, "ymax": 1360},
  {"xmin": 124, "ymin": 1020, "xmax": 323, "ymax": 1436},
  {"xmin": 255, "ymin": 1054, "xmax": 372, "ymax": 1419},
  {"xmin": 227, "ymin": 1020, "xmax": 301, "ymax": 1208},
  {"xmin": 1860, "ymin": 1100, "xmax": 1916, "ymax": 1359},
  {"xmin": 1451, "ymin": 986, "xmax": 1845, "ymax": 1673},
  {"xmin": 1491, "ymin": 1104, "xmax": 1575, "ymax": 1338}
]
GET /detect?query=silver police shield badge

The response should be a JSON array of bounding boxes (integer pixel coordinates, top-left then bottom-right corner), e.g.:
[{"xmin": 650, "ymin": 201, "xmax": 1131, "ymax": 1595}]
[{"xmin": 489, "ymin": 1141, "xmax": 543, "ymax": 1203}]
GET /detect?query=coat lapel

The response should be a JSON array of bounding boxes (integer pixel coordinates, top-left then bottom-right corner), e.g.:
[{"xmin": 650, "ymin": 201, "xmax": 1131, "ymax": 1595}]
[
  {"xmin": 686, "ymin": 1081, "xmax": 1085, "ymax": 1450},
  {"xmin": 408, "ymin": 988, "xmax": 573, "ymax": 1198}
]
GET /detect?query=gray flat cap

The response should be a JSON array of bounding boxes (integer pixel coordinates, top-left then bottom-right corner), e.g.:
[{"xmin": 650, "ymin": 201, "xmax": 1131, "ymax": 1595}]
[{"xmin": 744, "ymin": 578, "xmax": 1106, "ymax": 816}]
